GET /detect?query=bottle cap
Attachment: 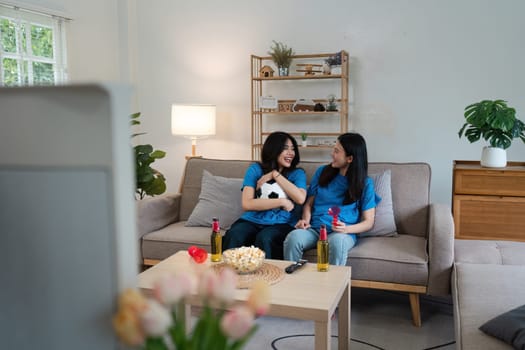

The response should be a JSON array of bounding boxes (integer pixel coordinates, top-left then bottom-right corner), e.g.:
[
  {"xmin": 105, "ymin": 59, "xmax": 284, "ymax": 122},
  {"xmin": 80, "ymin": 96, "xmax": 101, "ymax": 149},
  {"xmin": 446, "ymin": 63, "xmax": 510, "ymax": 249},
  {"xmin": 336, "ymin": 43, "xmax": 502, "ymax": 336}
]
[
  {"xmin": 319, "ymin": 224, "xmax": 327, "ymax": 240},
  {"xmin": 212, "ymin": 217, "xmax": 220, "ymax": 231}
]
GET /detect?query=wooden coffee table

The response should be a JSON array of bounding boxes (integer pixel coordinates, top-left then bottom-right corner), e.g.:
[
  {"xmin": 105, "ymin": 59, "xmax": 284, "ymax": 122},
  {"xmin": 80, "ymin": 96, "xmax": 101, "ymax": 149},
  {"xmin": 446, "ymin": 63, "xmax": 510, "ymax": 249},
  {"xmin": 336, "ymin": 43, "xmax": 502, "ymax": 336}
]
[{"xmin": 138, "ymin": 251, "xmax": 351, "ymax": 350}]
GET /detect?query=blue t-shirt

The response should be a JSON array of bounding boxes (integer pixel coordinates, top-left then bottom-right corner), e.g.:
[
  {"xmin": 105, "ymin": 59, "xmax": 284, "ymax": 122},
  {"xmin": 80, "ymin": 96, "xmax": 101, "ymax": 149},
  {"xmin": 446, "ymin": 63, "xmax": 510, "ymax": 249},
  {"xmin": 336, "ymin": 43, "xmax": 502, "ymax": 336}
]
[
  {"xmin": 308, "ymin": 165, "xmax": 380, "ymax": 233},
  {"xmin": 240, "ymin": 163, "xmax": 307, "ymax": 225}
]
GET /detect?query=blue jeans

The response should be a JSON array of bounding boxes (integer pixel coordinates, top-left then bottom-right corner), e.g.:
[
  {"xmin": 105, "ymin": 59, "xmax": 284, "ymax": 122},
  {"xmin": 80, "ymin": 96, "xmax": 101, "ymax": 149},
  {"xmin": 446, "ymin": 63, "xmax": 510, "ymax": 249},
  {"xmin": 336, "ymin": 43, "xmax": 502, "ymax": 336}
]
[
  {"xmin": 283, "ymin": 228, "xmax": 357, "ymax": 265},
  {"xmin": 223, "ymin": 218, "xmax": 293, "ymax": 259}
]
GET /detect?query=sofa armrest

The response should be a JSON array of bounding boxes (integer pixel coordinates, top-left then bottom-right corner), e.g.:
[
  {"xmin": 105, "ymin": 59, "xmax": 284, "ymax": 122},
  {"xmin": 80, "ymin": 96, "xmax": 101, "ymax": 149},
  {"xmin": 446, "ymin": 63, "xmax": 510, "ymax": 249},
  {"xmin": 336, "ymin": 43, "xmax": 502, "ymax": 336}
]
[
  {"xmin": 136, "ymin": 193, "xmax": 181, "ymax": 239},
  {"xmin": 427, "ymin": 203, "xmax": 455, "ymax": 296}
]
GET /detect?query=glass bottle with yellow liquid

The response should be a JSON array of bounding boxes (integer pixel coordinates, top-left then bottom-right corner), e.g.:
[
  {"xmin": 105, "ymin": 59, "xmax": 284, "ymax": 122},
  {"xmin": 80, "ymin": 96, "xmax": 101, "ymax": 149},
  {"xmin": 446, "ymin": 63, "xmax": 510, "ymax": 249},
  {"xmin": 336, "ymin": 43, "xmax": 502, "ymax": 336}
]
[
  {"xmin": 210, "ymin": 217, "xmax": 222, "ymax": 262},
  {"xmin": 317, "ymin": 224, "xmax": 329, "ymax": 271}
]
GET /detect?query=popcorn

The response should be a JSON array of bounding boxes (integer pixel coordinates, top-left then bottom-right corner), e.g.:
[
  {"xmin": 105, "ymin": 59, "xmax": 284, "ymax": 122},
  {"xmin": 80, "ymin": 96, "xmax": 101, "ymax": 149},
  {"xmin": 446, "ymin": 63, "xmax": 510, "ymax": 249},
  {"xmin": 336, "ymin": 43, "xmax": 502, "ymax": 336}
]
[{"xmin": 223, "ymin": 246, "xmax": 265, "ymax": 273}]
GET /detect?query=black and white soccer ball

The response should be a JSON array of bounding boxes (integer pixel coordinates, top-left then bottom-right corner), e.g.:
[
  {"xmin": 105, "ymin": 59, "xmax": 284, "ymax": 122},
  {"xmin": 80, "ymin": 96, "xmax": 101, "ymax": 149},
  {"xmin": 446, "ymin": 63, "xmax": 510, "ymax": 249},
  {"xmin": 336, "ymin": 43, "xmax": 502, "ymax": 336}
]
[{"xmin": 255, "ymin": 180, "xmax": 287, "ymax": 199}]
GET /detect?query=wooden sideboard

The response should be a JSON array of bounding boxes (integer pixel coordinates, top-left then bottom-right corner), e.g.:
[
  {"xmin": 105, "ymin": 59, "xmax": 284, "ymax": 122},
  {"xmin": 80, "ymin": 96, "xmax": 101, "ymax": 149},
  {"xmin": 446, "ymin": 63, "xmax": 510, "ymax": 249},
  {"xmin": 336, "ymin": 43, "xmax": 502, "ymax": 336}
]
[{"xmin": 452, "ymin": 160, "xmax": 525, "ymax": 241}]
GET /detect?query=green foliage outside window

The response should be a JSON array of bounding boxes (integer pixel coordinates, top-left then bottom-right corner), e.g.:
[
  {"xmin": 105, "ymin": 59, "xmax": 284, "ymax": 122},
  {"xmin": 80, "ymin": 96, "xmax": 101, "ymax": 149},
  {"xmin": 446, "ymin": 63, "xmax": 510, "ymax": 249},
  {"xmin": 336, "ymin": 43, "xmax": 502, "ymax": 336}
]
[{"xmin": 1, "ymin": 16, "xmax": 58, "ymax": 86}]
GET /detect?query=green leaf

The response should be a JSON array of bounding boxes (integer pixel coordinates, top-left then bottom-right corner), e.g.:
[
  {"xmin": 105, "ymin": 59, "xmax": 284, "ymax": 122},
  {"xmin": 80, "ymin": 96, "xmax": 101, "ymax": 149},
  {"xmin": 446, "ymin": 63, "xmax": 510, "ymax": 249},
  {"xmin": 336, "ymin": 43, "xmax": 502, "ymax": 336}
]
[{"xmin": 151, "ymin": 150, "xmax": 166, "ymax": 159}]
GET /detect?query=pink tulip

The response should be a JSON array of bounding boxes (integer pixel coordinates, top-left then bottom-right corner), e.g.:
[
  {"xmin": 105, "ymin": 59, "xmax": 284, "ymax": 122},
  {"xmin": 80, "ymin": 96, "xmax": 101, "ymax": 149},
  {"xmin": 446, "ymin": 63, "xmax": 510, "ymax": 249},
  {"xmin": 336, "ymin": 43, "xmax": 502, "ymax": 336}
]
[
  {"xmin": 214, "ymin": 267, "xmax": 238, "ymax": 304},
  {"xmin": 220, "ymin": 306, "xmax": 254, "ymax": 340},
  {"xmin": 198, "ymin": 268, "xmax": 220, "ymax": 300},
  {"xmin": 246, "ymin": 280, "xmax": 270, "ymax": 316},
  {"xmin": 153, "ymin": 272, "xmax": 196, "ymax": 306},
  {"xmin": 140, "ymin": 299, "xmax": 173, "ymax": 337}
]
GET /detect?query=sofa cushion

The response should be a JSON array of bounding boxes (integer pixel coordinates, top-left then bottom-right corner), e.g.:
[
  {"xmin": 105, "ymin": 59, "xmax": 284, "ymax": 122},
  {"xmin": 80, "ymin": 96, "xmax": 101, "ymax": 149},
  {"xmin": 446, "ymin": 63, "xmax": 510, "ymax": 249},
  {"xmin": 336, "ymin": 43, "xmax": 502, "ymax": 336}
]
[
  {"xmin": 303, "ymin": 234, "xmax": 428, "ymax": 285},
  {"xmin": 452, "ymin": 263, "xmax": 525, "ymax": 350},
  {"xmin": 185, "ymin": 170, "xmax": 243, "ymax": 229},
  {"xmin": 142, "ymin": 221, "xmax": 212, "ymax": 260},
  {"xmin": 455, "ymin": 240, "xmax": 525, "ymax": 265},
  {"xmin": 137, "ymin": 193, "xmax": 180, "ymax": 238},
  {"xmin": 479, "ymin": 304, "xmax": 525, "ymax": 350},
  {"xmin": 361, "ymin": 170, "xmax": 397, "ymax": 237}
]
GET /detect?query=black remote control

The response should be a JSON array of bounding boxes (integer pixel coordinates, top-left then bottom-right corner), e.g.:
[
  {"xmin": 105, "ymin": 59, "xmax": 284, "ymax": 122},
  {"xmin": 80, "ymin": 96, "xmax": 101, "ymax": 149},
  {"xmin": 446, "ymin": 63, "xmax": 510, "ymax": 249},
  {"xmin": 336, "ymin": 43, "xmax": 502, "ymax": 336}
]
[{"xmin": 285, "ymin": 259, "xmax": 308, "ymax": 274}]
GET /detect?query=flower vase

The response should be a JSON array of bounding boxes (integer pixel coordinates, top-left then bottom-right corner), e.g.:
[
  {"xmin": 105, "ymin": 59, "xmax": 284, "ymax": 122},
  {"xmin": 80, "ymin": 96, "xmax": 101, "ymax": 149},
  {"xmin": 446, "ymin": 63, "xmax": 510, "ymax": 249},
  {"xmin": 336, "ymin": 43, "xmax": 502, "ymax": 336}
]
[{"xmin": 278, "ymin": 67, "xmax": 289, "ymax": 76}]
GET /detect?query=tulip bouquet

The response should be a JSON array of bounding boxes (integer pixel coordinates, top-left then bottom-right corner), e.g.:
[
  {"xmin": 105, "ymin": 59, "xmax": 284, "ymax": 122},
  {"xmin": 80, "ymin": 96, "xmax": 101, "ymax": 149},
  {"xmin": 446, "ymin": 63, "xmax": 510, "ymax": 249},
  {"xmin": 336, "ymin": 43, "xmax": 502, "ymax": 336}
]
[{"xmin": 113, "ymin": 246, "xmax": 270, "ymax": 350}]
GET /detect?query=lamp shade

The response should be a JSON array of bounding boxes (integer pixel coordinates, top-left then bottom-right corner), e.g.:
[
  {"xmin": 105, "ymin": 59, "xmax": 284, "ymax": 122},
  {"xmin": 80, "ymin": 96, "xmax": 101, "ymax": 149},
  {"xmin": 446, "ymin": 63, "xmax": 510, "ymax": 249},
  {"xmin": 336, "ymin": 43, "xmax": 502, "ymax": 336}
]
[{"xmin": 171, "ymin": 104, "xmax": 216, "ymax": 136}]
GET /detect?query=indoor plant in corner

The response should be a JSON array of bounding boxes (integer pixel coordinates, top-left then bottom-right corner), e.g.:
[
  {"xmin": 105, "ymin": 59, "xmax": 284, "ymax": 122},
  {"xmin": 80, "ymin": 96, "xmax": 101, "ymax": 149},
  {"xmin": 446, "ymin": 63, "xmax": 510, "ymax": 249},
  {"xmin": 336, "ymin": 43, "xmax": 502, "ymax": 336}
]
[
  {"xmin": 458, "ymin": 99, "xmax": 525, "ymax": 167},
  {"xmin": 268, "ymin": 40, "xmax": 294, "ymax": 76},
  {"xmin": 131, "ymin": 112, "xmax": 167, "ymax": 199}
]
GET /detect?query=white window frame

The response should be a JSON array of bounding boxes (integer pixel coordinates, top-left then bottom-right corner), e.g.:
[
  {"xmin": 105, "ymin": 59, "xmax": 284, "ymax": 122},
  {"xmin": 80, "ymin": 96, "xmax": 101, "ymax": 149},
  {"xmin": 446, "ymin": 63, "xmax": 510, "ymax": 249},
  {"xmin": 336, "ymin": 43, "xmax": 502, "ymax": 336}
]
[{"xmin": 0, "ymin": 2, "xmax": 69, "ymax": 86}]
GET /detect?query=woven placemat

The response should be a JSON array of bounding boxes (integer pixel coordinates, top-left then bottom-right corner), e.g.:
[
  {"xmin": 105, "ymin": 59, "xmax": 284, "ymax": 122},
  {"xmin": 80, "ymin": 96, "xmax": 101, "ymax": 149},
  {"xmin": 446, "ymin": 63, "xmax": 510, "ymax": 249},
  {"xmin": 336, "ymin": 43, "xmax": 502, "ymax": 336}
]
[{"xmin": 212, "ymin": 262, "xmax": 285, "ymax": 289}]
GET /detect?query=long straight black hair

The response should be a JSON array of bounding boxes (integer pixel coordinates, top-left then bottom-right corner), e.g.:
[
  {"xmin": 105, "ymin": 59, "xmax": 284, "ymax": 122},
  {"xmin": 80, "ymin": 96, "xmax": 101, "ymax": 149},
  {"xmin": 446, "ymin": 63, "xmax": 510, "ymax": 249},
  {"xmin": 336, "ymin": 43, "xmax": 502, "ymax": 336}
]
[
  {"xmin": 259, "ymin": 131, "xmax": 300, "ymax": 177},
  {"xmin": 318, "ymin": 132, "xmax": 368, "ymax": 204}
]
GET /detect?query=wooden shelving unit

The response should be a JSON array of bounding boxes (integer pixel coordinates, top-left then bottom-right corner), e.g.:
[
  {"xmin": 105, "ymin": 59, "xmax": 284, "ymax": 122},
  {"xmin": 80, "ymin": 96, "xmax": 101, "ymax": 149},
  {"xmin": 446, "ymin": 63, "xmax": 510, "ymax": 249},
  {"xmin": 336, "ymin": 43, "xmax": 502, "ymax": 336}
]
[{"xmin": 250, "ymin": 51, "xmax": 349, "ymax": 160}]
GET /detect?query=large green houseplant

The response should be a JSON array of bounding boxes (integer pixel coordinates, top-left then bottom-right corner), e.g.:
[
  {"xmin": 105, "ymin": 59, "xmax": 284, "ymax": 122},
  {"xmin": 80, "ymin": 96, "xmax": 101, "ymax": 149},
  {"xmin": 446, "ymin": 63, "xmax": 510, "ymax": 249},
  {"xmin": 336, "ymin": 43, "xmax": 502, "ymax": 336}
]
[
  {"xmin": 458, "ymin": 99, "xmax": 525, "ymax": 167},
  {"xmin": 131, "ymin": 112, "xmax": 167, "ymax": 199},
  {"xmin": 268, "ymin": 40, "xmax": 294, "ymax": 76}
]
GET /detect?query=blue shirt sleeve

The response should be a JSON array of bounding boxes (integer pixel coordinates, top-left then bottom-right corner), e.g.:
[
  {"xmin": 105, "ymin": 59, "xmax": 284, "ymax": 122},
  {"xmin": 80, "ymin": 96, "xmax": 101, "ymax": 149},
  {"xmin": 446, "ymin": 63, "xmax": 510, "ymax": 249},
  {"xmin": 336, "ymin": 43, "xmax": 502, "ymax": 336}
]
[
  {"xmin": 288, "ymin": 168, "xmax": 307, "ymax": 190},
  {"xmin": 360, "ymin": 177, "xmax": 381, "ymax": 211},
  {"xmin": 242, "ymin": 163, "xmax": 262, "ymax": 190},
  {"xmin": 307, "ymin": 165, "xmax": 325, "ymax": 197}
]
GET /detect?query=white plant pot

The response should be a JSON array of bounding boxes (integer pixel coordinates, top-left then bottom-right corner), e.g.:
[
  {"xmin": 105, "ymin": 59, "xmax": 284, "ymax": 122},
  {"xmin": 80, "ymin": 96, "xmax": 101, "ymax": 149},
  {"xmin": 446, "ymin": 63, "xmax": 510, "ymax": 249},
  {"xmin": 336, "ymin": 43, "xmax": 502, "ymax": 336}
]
[
  {"xmin": 481, "ymin": 146, "xmax": 507, "ymax": 168},
  {"xmin": 301, "ymin": 140, "xmax": 308, "ymax": 147}
]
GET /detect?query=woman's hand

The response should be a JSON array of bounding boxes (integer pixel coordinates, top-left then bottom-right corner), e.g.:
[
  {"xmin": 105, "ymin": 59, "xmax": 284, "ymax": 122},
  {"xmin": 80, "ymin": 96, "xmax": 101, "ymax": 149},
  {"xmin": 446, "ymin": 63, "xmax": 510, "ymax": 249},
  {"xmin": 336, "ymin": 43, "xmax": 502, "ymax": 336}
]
[
  {"xmin": 256, "ymin": 171, "xmax": 275, "ymax": 189},
  {"xmin": 331, "ymin": 220, "xmax": 348, "ymax": 233},
  {"xmin": 295, "ymin": 219, "xmax": 311, "ymax": 229},
  {"xmin": 280, "ymin": 198, "xmax": 294, "ymax": 212}
]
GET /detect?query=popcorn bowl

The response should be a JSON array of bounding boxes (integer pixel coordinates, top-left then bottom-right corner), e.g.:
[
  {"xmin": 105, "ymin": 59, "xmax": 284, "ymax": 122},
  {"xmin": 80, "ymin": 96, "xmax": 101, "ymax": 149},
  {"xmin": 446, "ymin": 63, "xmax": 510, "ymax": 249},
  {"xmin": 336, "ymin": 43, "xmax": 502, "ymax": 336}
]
[{"xmin": 222, "ymin": 246, "xmax": 265, "ymax": 274}]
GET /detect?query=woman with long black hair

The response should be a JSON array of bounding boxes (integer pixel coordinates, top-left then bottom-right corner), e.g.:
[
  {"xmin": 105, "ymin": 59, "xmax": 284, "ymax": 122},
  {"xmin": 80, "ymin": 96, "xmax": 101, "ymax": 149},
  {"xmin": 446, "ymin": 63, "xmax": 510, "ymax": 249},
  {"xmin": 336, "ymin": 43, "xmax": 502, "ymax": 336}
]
[
  {"xmin": 223, "ymin": 131, "xmax": 306, "ymax": 259},
  {"xmin": 284, "ymin": 132, "xmax": 379, "ymax": 265}
]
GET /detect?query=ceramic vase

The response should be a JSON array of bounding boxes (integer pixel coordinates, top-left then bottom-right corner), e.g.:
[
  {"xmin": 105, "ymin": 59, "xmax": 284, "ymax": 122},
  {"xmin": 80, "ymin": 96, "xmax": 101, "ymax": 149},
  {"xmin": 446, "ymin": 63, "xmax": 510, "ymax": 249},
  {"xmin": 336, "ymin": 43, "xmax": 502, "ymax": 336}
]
[{"xmin": 481, "ymin": 146, "xmax": 507, "ymax": 168}]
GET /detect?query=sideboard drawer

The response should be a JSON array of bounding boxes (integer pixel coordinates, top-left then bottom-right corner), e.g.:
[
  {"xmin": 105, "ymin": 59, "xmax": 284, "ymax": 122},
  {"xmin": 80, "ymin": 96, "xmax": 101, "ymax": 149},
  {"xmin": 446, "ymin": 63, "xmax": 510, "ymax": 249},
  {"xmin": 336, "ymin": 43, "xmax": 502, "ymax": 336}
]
[
  {"xmin": 453, "ymin": 195, "xmax": 525, "ymax": 241},
  {"xmin": 454, "ymin": 169, "xmax": 525, "ymax": 197}
]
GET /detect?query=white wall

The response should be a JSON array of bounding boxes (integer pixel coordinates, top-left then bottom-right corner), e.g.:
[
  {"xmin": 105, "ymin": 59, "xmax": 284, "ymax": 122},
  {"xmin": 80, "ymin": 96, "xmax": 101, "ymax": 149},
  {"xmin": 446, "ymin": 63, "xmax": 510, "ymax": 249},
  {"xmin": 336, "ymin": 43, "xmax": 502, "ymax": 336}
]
[
  {"xmin": 11, "ymin": 0, "xmax": 525, "ymax": 205},
  {"xmin": 131, "ymin": 0, "xmax": 525, "ymax": 205}
]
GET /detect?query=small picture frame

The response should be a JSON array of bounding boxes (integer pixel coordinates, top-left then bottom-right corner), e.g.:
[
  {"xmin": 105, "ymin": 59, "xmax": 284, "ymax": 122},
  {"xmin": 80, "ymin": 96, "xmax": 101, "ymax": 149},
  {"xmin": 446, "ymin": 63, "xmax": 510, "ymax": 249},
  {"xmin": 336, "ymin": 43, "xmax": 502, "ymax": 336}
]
[{"xmin": 259, "ymin": 96, "xmax": 278, "ymax": 110}]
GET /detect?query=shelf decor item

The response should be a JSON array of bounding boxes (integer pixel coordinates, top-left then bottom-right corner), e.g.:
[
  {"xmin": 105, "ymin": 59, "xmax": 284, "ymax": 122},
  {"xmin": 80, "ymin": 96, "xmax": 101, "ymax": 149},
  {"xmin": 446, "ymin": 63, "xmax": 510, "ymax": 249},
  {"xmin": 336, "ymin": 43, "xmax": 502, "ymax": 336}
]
[
  {"xmin": 301, "ymin": 132, "xmax": 308, "ymax": 147},
  {"xmin": 326, "ymin": 94, "xmax": 338, "ymax": 111},
  {"xmin": 325, "ymin": 51, "xmax": 343, "ymax": 74},
  {"xmin": 458, "ymin": 99, "xmax": 525, "ymax": 167},
  {"xmin": 259, "ymin": 65, "xmax": 274, "ymax": 78},
  {"xmin": 268, "ymin": 40, "xmax": 294, "ymax": 76}
]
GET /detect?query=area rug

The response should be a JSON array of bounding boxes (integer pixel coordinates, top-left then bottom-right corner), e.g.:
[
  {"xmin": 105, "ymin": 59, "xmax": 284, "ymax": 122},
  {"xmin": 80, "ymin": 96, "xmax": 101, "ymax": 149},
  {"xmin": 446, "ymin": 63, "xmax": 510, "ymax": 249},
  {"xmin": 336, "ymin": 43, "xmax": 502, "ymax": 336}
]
[{"xmin": 246, "ymin": 288, "xmax": 455, "ymax": 350}]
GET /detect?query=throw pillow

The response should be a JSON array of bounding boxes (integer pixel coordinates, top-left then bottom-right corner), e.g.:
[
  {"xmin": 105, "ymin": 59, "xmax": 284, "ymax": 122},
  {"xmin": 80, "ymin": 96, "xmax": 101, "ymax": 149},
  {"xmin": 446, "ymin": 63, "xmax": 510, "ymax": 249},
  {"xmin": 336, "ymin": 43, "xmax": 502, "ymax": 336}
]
[
  {"xmin": 360, "ymin": 170, "xmax": 398, "ymax": 237},
  {"xmin": 185, "ymin": 170, "xmax": 244, "ymax": 230},
  {"xmin": 479, "ymin": 304, "xmax": 525, "ymax": 349}
]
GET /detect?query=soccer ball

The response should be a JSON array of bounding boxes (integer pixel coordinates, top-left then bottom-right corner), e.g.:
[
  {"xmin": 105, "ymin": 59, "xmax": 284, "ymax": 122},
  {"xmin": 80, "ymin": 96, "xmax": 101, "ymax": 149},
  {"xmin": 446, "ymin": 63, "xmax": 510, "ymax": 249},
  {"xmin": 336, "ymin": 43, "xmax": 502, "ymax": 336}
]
[{"xmin": 256, "ymin": 180, "xmax": 287, "ymax": 199}]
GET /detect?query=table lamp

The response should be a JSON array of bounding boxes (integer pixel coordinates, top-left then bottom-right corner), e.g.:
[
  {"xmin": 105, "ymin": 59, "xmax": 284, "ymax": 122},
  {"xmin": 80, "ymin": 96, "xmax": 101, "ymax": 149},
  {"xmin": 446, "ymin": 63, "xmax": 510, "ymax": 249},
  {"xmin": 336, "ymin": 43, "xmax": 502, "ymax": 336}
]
[{"xmin": 171, "ymin": 104, "xmax": 216, "ymax": 159}]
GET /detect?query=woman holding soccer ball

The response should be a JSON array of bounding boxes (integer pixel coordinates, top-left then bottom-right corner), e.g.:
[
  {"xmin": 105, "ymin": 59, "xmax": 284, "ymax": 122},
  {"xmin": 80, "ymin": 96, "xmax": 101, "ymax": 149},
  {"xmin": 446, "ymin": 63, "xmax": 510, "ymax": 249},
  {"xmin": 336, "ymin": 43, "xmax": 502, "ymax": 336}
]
[{"xmin": 223, "ymin": 131, "xmax": 306, "ymax": 259}]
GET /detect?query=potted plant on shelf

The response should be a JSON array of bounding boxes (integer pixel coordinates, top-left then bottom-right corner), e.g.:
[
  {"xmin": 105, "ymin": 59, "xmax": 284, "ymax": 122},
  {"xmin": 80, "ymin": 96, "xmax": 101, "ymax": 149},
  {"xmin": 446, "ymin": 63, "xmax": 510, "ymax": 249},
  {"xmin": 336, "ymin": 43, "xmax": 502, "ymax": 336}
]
[
  {"xmin": 300, "ymin": 132, "xmax": 308, "ymax": 147},
  {"xmin": 458, "ymin": 99, "xmax": 525, "ymax": 167},
  {"xmin": 268, "ymin": 40, "xmax": 294, "ymax": 76}
]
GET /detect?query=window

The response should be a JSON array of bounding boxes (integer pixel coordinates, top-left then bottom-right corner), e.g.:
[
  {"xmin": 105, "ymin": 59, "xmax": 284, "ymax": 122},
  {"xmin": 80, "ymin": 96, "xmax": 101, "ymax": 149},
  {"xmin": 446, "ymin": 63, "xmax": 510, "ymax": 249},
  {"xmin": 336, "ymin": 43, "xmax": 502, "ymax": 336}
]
[{"xmin": 0, "ymin": 3, "xmax": 68, "ymax": 86}]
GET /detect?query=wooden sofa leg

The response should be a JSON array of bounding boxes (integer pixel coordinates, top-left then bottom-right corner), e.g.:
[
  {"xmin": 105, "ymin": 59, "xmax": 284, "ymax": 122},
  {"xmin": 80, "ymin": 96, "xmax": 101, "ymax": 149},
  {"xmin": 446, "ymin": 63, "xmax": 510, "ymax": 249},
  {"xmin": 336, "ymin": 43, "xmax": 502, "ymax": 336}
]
[{"xmin": 409, "ymin": 293, "xmax": 421, "ymax": 327}]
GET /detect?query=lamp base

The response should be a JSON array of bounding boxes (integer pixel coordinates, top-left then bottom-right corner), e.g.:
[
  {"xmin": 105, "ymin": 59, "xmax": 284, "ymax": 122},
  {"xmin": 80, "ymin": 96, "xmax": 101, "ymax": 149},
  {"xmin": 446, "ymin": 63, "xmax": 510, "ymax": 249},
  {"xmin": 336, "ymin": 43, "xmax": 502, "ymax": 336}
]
[{"xmin": 185, "ymin": 155, "xmax": 203, "ymax": 160}]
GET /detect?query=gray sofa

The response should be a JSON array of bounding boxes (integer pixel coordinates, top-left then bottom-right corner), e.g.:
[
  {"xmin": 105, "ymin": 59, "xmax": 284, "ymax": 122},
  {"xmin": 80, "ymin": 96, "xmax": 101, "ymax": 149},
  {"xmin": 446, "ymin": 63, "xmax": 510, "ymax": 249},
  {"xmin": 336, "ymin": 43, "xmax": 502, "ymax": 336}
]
[
  {"xmin": 452, "ymin": 239, "xmax": 525, "ymax": 349},
  {"xmin": 138, "ymin": 157, "xmax": 455, "ymax": 326}
]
